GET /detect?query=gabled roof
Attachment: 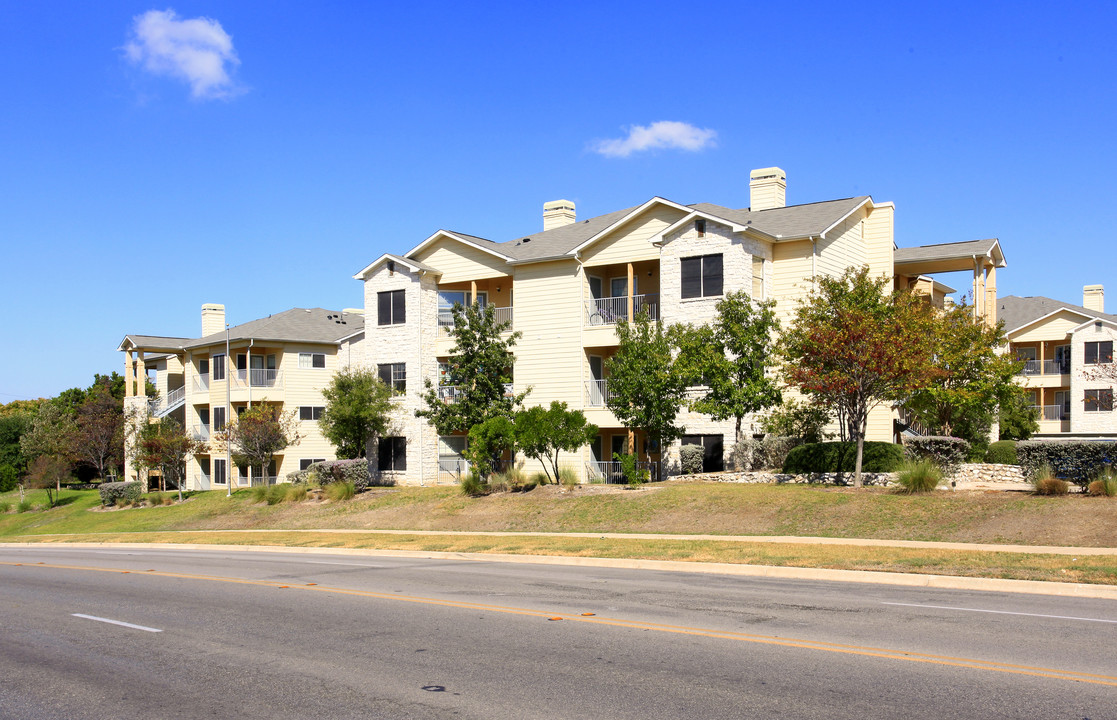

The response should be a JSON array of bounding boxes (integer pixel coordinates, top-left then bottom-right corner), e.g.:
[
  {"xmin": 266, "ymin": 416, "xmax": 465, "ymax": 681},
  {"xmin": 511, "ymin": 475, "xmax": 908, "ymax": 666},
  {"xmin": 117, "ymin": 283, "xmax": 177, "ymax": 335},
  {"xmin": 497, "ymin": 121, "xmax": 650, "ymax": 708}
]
[
  {"xmin": 117, "ymin": 335, "xmax": 191, "ymax": 352},
  {"xmin": 353, "ymin": 253, "xmax": 439, "ymax": 280},
  {"xmin": 183, "ymin": 308, "xmax": 364, "ymax": 349},
  {"xmin": 999, "ymin": 295, "xmax": 1117, "ymax": 335},
  {"xmin": 894, "ymin": 238, "xmax": 1006, "ymax": 275},
  {"xmin": 690, "ymin": 196, "xmax": 872, "ymax": 240},
  {"xmin": 501, "ymin": 204, "xmax": 643, "ymax": 262},
  {"xmin": 405, "ymin": 229, "xmax": 513, "ymax": 264}
]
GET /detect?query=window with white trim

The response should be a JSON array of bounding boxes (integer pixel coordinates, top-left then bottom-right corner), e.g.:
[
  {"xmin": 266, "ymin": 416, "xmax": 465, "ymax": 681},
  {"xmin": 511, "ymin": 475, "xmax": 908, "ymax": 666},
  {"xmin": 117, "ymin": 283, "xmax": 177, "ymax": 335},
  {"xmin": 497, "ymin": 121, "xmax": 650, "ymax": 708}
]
[
  {"xmin": 299, "ymin": 458, "xmax": 326, "ymax": 470},
  {"xmin": 299, "ymin": 406, "xmax": 324, "ymax": 421},
  {"xmin": 378, "ymin": 289, "xmax": 406, "ymax": 325},
  {"xmin": 299, "ymin": 352, "xmax": 326, "ymax": 369},
  {"xmin": 213, "ymin": 406, "xmax": 226, "ymax": 431},
  {"xmin": 213, "ymin": 458, "xmax": 227, "ymax": 485},
  {"xmin": 378, "ymin": 363, "xmax": 406, "ymax": 393},
  {"xmin": 1085, "ymin": 341, "xmax": 1113, "ymax": 365},
  {"xmin": 681, "ymin": 254, "xmax": 723, "ymax": 298},
  {"xmin": 1084, "ymin": 389, "xmax": 1113, "ymax": 412},
  {"xmin": 212, "ymin": 354, "xmax": 226, "ymax": 381}
]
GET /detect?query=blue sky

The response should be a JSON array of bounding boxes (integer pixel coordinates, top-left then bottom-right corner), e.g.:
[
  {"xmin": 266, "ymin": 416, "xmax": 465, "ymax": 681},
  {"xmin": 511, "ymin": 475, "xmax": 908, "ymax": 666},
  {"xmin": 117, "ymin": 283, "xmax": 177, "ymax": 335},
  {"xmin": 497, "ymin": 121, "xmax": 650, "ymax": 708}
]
[{"xmin": 2, "ymin": 1, "xmax": 1115, "ymax": 401}]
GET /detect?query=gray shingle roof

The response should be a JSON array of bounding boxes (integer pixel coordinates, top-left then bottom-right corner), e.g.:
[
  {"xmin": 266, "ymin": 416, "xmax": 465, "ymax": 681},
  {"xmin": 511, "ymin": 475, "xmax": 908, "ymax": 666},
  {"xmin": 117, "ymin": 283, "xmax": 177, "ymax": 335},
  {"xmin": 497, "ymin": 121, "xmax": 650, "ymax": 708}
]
[
  {"xmin": 692, "ymin": 197, "xmax": 870, "ymax": 239},
  {"xmin": 999, "ymin": 295, "xmax": 1117, "ymax": 334},
  {"xmin": 494, "ymin": 205, "xmax": 641, "ymax": 262},
  {"xmin": 180, "ymin": 308, "xmax": 364, "ymax": 350},
  {"xmin": 118, "ymin": 335, "xmax": 191, "ymax": 352},
  {"xmin": 894, "ymin": 239, "xmax": 1001, "ymax": 264}
]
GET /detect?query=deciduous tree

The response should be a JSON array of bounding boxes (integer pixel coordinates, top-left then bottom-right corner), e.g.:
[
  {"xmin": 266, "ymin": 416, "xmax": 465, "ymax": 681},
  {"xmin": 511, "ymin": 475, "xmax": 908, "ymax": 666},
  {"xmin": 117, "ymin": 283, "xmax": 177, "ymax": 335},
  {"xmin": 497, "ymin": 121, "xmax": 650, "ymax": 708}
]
[
  {"xmin": 71, "ymin": 384, "xmax": 125, "ymax": 479},
  {"xmin": 216, "ymin": 404, "xmax": 302, "ymax": 485},
  {"xmin": 780, "ymin": 267, "xmax": 936, "ymax": 486},
  {"xmin": 320, "ymin": 367, "xmax": 394, "ymax": 459},
  {"xmin": 515, "ymin": 401, "xmax": 598, "ymax": 484},
  {"xmin": 131, "ymin": 417, "xmax": 207, "ymax": 500}
]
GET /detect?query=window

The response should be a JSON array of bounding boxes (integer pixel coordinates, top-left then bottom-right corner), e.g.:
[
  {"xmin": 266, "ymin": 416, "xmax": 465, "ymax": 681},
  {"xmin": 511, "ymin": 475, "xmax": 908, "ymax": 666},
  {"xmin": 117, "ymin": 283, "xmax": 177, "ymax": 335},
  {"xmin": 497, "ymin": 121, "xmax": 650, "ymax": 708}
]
[
  {"xmin": 681, "ymin": 434, "xmax": 725, "ymax": 473},
  {"xmin": 695, "ymin": 218, "xmax": 706, "ymax": 237},
  {"xmin": 213, "ymin": 406, "xmax": 226, "ymax": 431},
  {"xmin": 751, "ymin": 256, "xmax": 765, "ymax": 298},
  {"xmin": 378, "ymin": 289, "xmax": 406, "ymax": 325},
  {"xmin": 1085, "ymin": 341, "xmax": 1113, "ymax": 365},
  {"xmin": 299, "ymin": 352, "xmax": 326, "ymax": 369},
  {"xmin": 378, "ymin": 436, "xmax": 407, "ymax": 472},
  {"xmin": 680, "ymin": 254, "xmax": 723, "ymax": 299},
  {"xmin": 1085, "ymin": 389, "xmax": 1113, "ymax": 412},
  {"xmin": 299, "ymin": 406, "xmax": 324, "ymax": 421},
  {"xmin": 198, "ymin": 408, "xmax": 210, "ymax": 427},
  {"xmin": 213, "ymin": 459, "xmax": 227, "ymax": 485},
  {"xmin": 378, "ymin": 362, "xmax": 406, "ymax": 393},
  {"xmin": 199, "ymin": 359, "xmax": 209, "ymax": 375},
  {"xmin": 212, "ymin": 354, "xmax": 225, "ymax": 381},
  {"xmin": 299, "ymin": 458, "xmax": 326, "ymax": 470}
]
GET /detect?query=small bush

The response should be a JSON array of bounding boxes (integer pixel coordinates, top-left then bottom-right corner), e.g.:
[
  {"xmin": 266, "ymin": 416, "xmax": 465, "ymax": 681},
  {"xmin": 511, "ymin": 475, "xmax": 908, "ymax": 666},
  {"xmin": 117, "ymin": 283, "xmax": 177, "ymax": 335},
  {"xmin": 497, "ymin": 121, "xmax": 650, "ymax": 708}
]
[
  {"xmin": 903, "ymin": 437, "xmax": 969, "ymax": 467},
  {"xmin": 1087, "ymin": 469, "xmax": 1117, "ymax": 497},
  {"xmin": 0, "ymin": 500, "xmax": 11, "ymax": 513},
  {"xmin": 266, "ymin": 484, "xmax": 288, "ymax": 505},
  {"xmin": 732, "ymin": 436, "xmax": 797, "ymax": 471},
  {"xmin": 985, "ymin": 440, "xmax": 1018, "ymax": 465},
  {"xmin": 1018, "ymin": 440, "xmax": 1117, "ymax": 487},
  {"xmin": 783, "ymin": 442, "xmax": 904, "ymax": 474},
  {"xmin": 17, "ymin": 499, "xmax": 33, "ymax": 513},
  {"xmin": 325, "ymin": 481, "xmax": 356, "ymax": 502},
  {"xmin": 145, "ymin": 492, "xmax": 171, "ymax": 506},
  {"xmin": 286, "ymin": 484, "xmax": 308, "ymax": 502},
  {"xmin": 1032, "ymin": 465, "xmax": 1070, "ymax": 495},
  {"xmin": 893, "ymin": 460, "xmax": 943, "ymax": 494},
  {"xmin": 460, "ymin": 472, "xmax": 488, "ymax": 497},
  {"xmin": 558, "ymin": 465, "xmax": 579, "ymax": 488},
  {"xmin": 316, "ymin": 459, "xmax": 373, "ymax": 489},
  {"xmin": 615, "ymin": 452, "xmax": 649, "ymax": 487},
  {"xmin": 680, "ymin": 444, "xmax": 704, "ymax": 475},
  {"xmin": 99, "ymin": 481, "xmax": 143, "ymax": 507},
  {"xmin": 529, "ymin": 471, "xmax": 549, "ymax": 486},
  {"xmin": 0, "ymin": 464, "xmax": 17, "ymax": 493}
]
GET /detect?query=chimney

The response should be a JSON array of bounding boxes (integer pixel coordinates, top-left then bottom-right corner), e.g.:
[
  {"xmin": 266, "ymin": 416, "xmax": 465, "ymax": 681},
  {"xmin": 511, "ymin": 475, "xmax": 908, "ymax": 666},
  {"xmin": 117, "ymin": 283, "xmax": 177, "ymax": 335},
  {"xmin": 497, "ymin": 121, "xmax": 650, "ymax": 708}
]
[
  {"xmin": 749, "ymin": 167, "xmax": 787, "ymax": 211},
  {"xmin": 201, "ymin": 303, "xmax": 226, "ymax": 337},
  {"xmin": 543, "ymin": 199, "xmax": 576, "ymax": 231},
  {"xmin": 1084, "ymin": 284, "xmax": 1105, "ymax": 313}
]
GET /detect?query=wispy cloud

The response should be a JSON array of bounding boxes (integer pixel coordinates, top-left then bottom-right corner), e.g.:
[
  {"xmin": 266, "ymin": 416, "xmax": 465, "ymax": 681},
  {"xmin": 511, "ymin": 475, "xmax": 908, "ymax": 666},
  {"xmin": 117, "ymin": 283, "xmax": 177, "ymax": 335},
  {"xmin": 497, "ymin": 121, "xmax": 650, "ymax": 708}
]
[
  {"xmin": 592, "ymin": 121, "xmax": 717, "ymax": 158},
  {"xmin": 124, "ymin": 9, "xmax": 241, "ymax": 100}
]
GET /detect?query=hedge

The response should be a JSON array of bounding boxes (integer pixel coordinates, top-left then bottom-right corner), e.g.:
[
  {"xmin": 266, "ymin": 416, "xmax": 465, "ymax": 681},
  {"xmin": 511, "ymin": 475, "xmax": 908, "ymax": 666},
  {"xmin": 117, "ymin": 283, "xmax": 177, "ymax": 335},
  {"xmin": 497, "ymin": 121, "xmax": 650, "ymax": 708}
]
[
  {"xmin": 984, "ymin": 440, "xmax": 1018, "ymax": 465},
  {"xmin": 288, "ymin": 459, "xmax": 373, "ymax": 490},
  {"xmin": 903, "ymin": 436, "xmax": 970, "ymax": 467},
  {"xmin": 732, "ymin": 436, "xmax": 798, "ymax": 471},
  {"xmin": 99, "ymin": 481, "xmax": 143, "ymax": 507},
  {"xmin": 679, "ymin": 444, "xmax": 704, "ymax": 475},
  {"xmin": 783, "ymin": 441, "xmax": 904, "ymax": 474},
  {"xmin": 1016, "ymin": 440, "xmax": 1117, "ymax": 487}
]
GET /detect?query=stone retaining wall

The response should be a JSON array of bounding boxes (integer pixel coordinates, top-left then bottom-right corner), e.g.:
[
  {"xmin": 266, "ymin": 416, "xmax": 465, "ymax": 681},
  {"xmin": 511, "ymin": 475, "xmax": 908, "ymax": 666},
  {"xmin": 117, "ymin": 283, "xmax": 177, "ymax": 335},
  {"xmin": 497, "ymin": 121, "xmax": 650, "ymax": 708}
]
[
  {"xmin": 944, "ymin": 463, "xmax": 1026, "ymax": 484},
  {"xmin": 671, "ymin": 463, "xmax": 1025, "ymax": 486}
]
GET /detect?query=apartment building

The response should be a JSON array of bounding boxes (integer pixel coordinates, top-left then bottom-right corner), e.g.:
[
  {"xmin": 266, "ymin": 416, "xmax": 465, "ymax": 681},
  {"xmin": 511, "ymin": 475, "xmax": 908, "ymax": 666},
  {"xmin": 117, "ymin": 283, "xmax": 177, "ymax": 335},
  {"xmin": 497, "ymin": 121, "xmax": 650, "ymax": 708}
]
[
  {"xmin": 1000, "ymin": 285, "xmax": 1117, "ymax": 437},
  {"xmin": 353, "ymin": 167, "xmax": 998, "ymax": 484},
  {"xmin": 119, "ymin": 305, "xmax": 364, "ymax": 489}
]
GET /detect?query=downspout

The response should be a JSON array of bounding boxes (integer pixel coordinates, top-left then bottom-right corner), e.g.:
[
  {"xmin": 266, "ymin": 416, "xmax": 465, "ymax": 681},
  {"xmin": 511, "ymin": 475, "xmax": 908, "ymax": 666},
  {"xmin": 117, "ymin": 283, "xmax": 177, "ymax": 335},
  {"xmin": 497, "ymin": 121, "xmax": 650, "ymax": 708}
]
[
  {"xmin": 811, "ymin": 236, "xmax": 818, "ymax": 288},
  {"xmin": 247, "ymin": 339, "xmax": 254, "ymax": 408},
  {"xmin": 418, "ymin": 271, "xmax": 425, "ymax": 487},
  {"xmin": 576, "ymin": 252, "xmax": 587, "ymax": 481}
]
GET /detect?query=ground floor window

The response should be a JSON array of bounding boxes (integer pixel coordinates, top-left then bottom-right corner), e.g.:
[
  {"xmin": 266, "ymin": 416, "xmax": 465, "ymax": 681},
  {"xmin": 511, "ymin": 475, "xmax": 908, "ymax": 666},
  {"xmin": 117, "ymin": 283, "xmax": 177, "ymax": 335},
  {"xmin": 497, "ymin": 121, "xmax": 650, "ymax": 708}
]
[
  {"xmin": 680, "ymin": 434, "xmax": 725, "ymax": 473},
  {"xmin": 1085, "ymin": 389, "xmax": 1114, "ymax": 412},
  {"xmin": 378, "ymin": 436, "xmax": 407, "ymax": 472},
  {"xmin": 300, "ymin": 458, "xmax": 326, "ymax": 471},
  {"xmin": 213, "ymin": 458, "xmax": 227, "ymax": 485}
]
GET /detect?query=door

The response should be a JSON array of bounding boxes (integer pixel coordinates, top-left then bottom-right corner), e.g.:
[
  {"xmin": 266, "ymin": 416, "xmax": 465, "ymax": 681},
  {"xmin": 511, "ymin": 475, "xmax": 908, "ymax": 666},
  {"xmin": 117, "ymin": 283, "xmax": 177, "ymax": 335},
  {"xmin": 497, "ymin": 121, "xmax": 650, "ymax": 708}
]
[
  {"xmin": 1054, "ymin": 391, "xmax": 1070, "ymax": 421},
  {"xmin": 1054, "ymin": 345, "xmax": 1071, "ymax": 374}
]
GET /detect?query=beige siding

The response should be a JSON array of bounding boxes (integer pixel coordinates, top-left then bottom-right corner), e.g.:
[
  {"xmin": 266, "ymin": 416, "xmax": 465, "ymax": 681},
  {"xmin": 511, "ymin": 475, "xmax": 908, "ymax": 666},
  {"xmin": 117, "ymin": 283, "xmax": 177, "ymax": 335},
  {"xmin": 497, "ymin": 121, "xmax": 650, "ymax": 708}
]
[
  {"xmin": 863, "ymin": 203, "xmax": 894, "ymax": 281},
  {"xmin": 1011, "ymin": 312, "xmax": 1082, "ymax": 342},
  {"xmin": 414, "ymin": 237, "xmax": 509, "ymax": 283},
  {"xmin": 513, "ymin": 259, "xmax": 583, "ymax": 407},
  {"xmin": 771, "ymin": 239, "xmax": 813, "ymax": 323},
  {"xmin": 581, "ymin": 205, "xmax": 686, "ymax": 266},
  {"xmin": 816, "ymin": 211, "xmax": 868, "ymax": 280}
]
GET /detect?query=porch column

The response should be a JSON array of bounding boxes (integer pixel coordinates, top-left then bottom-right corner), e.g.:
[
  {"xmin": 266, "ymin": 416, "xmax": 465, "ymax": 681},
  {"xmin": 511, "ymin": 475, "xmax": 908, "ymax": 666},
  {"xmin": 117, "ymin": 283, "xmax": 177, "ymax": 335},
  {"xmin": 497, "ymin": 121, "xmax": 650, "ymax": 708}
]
[
  {"xmin": 470, "ymin": 280, "xmax": 477, "ymax": 306},
  {"xmin": 984, "ymin": 264, "xmax": 997, "ymax": 326},
  {"xmin": 972, "ymin": 259, "xmax": 985, "ymax": 322},
  {"xmin": 136, "ymin": 352, "xmax": 146, "ymax": 398},
  {"xmin": 626, "ymin": 263, "xmax": 634, "ymax": 319},
  {"xmin": 125, "ymin": 349, "xmax": 134, "ymax": 397},
  {"xmin": 1039, "ymin": 342, "xmax": 1045, "ymax": 376},
  {"xmin": 247, "ymin": 346, "xmax": 252, "ymax": 407}
]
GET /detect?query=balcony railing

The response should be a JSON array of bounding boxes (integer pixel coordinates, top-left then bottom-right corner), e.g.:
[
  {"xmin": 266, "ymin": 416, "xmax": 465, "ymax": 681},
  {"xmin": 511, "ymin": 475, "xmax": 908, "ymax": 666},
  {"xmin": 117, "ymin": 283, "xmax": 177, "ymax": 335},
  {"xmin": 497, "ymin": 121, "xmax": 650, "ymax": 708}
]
[
  {"xmin": 438, "ymin": 383, "xmax": 514, "ymax": 402},
  {"xmin": 249, "ymin": 475, "xmax": 279, "ymax": 487},
  {"xmin": 1018, "ymin": 359, "xmax": 1070, "ymax": 376},
  {"xmin": 438, "ymin": 457, "xmax": 470, "ymax": 481},
  {"xmin": 194, "ymin": 373, "xmax": 210, "ymax": 392},
  {"xmin": 1032, "ymin": 405, "xmax": 1071, "ymax": 421},
  {"xmin": 585, "ymin": 293, "xmax": 659, "ymax": 326},
  {"xmin": 234, "ymin": 369, "xmax": 281, "ymax": 388},
  {"xmin": 585, "ymin": 379, "xmax": 611, "ymax": 407},
  {"xmin": 191, "ymin": 425, "xmax": 211, "ymax": 442},
  {"xmin": 438, "ymin": 306, "xmax": 514, "ymax": 335},
  {"xmin": 148, "ymin": 386, "xmax": 186, "ymax": 417},
  {"xmin": 585, "ymin": 460, "xmax": 659, "ymax": 484}
]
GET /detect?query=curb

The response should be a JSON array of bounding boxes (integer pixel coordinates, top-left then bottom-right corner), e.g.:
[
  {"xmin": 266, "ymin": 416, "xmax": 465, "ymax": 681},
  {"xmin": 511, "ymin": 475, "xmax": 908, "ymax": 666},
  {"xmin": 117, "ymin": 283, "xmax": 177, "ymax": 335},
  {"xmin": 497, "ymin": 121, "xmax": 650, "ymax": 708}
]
[{"xmin": 4, "ymin": 541, "xmax": 1116, "ymax": 600}]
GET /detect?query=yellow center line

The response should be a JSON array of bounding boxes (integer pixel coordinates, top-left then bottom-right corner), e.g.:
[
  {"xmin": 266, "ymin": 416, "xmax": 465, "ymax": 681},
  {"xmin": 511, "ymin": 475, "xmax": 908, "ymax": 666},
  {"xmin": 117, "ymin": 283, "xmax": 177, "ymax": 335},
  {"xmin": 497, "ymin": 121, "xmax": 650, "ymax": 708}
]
[{"xmin": 5, "ymin": 560, "xmax": 1115, "ymax": 687}]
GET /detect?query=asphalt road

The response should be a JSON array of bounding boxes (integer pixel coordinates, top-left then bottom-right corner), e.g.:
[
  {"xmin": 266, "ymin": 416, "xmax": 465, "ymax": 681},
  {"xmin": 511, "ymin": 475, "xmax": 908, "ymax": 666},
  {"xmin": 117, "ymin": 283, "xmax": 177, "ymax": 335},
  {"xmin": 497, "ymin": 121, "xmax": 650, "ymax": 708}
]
[{"xmin": 1, "ymin": 545, "xmax": 1114, "ymax": 719}]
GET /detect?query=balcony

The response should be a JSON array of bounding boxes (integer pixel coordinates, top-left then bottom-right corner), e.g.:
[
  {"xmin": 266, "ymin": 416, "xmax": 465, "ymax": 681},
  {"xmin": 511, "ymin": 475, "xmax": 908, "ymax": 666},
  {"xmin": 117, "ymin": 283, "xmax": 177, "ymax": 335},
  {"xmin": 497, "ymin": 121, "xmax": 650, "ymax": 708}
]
[
  {"xmin": 1018, "ymin": 359, "xmax": 1070, "ymax": 376},
  {"xmin": 1032, "ymin": 405, "xmax": 1071, "ymax": 421},
  {"xmin": 194, "ymin": 373, "xmax": 210, "ymax": 392},
  {"xmin": 585, "ymin": 294, "xmax": 659, "ymax": 326},
  {"xmin": 585, "ymin": 379, "xmax": 612, "ymax": 407},
  {"xmin": 191, "ymin": 425, "xmax": 211, "ymax": 442},
  {"xmin": 438, "ymin": 306, "xmax": 513, "ymax": 335},
  {"xmin": 438, "ymin": 383, "xmax": 514, "ymax": 402},
  {"xmin": 233, "ymin": 369, "xmax": 282, "ymax": 389}
]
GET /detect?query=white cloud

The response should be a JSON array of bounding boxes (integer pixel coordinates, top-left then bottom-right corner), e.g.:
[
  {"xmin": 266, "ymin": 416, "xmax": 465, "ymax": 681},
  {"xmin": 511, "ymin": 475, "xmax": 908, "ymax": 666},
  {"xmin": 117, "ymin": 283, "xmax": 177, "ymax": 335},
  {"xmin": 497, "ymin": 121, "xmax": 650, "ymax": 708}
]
[
  {"xmin": 593, "ymin": 121, "xmax": 717, "ymax": 158},
  {"xmin": 124, "ymin": 9, "xmax": 241, "ymax": 100}
]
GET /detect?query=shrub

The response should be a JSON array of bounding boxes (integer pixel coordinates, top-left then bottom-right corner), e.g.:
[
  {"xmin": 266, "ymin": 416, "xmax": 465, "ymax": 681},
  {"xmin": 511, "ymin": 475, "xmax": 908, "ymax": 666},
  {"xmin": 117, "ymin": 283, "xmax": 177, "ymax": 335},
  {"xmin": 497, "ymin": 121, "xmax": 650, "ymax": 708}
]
[
  {"xmin": 286, "ymin": 484, "xmax": 308, "ymax": 502},
  {"xmin": 145, "ymin": 492, "xmax": 170, "ymax": 506},
  {"xmin": 1032, "ymin": 465, "xmax": 1069, "ymax": 495},
  {"xmin": 0, "ymin": 464, "xmax": 17, "ymax": 493},
  {"xmin": 903, "ymin": 436, "xmax": 970, "ymax": 467},
  {"xmin": 680, "ymin": 444, "xmax": 704, "ymax": 475},
  {"xmin": 325, "ymin": 480, "xmax": 356, "ymax": 502},
  {"xmin": 1017, "ymin": 441, "xmax": 1117, "ymax": 487},
  {"xmin": 782, "ymin": 442, "xmax": 904, "ymax": 474},
  {"xmin": 893, "ymin": 459, "xmax": 943, "ymax": 494},
  {"xmin": 266, "ymin": 484, "xmax": 288, "ymax": 505},
  {"xmin": 615, "ymin": 452, "xmax": 649, "ymax": 487},
  {"xmin": 529, "ymin": 471, "xmax": 549, "ymax": 486},
  {"xmin": 0, "ymin": 500, "xmax": 11, "ymax": 513},
  {"xmin": 759, "ymin": 399, "xmax": 831, "ymax": 444},
  {"xmin": 99, "ymin": 481, "xmax": 143, "ymax": 507},
  {"xmin": 250, "ymin": 485, "xmax": 270, "ymax": 503},
  {"xmin": 966, "ymin": 438, "xmax": 990, "ymax": 463},
  {"xmin": 558, "ymin": 465, "xmax": 579, "ymax": 488},
  {"xmin": 313, "ymin": 459, "xmax": 372, "ymax": 490},
  {"xmin": 17, "ymin": 499, "xmax": 33, "ymax": 513},
  {"xmin": 732, "ymin": 436, "xmax": 797, "ymax": 471},
  {"xmin": 985, "ymin": 440, "xmax": 1018, "ymax": 465},
  {"xmin": 460, "ymin": 472, "xmax": 488, "ymax": 497},
  {"xmin": 1087, "ymin": 468, "xmax": 1117, "ymax": 497}
]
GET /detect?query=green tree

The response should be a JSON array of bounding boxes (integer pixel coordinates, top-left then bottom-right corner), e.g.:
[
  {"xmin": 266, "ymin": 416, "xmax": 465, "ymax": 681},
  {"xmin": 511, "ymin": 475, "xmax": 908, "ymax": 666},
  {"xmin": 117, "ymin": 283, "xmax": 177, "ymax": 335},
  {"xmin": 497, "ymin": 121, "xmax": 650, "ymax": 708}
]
[
  {"xmin": 463, "ymin": 415, "xmax": 516, "ymax": 480},
  {"xmin": 780, "ymin": 266, "xmax": 936, "ymax": 487},
  {"xmin": 998, "ymin": 391, "xmax": 1040, "ymax": 440},
  {"xmin": 515, "ymin": 401, "xmax": 598, "ymax": 484},
  {"xmin": 0, "ymin": 411, "xmax": 33, "ymax": 475},
  {"xmin": 70, "ymin": 383, "xmax": 125, "ymax": 479},
  {"xmin": 759, "ymin": 398, "xmax": 833, "ymax": 444},
  {"xmin": 27, "ymin": 455, "xmax": 70, "ymax": 507},
  {"xmin": 217, "ymin": 404, "xmax": 302, "ymax": 485},
  {"xmin": 905, "ymin": 302, "xmax": 1025, "ymax": 443},
  {"xmin": 19, "ymin": 401, "xmax": 76, "ymax": 468},
  {"xmin": 320, "ymin": 366, "xmax": 394, "ymax": 458},
  {"xmin": 417, "ymin": 302, "xmax": 529, "ymax": 435},
  {"xmin": 671, "ymin": 292, "xmax": 782, "ymax": 442},
  {"xmin": 131, "ymin": 417, "xmax": 207, "ymax": 500},
  {"xmin": 606, "ymin": 311, "xmax": 688, "ymax": 476}
]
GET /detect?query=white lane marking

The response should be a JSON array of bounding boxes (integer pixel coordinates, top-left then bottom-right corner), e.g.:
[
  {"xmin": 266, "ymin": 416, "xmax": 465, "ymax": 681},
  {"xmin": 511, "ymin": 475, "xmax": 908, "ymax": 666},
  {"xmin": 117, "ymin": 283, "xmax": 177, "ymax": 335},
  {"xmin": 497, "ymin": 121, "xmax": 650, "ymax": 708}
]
[
  {"xmin": 303, "ymin": 560, "xmax": 382, "ymax": 567},
  {"xmin": 72, "ymin": 614, "xmax": 162, "ymax": 633},
  {"xmin": 881, "ymin": 602, "xmax": 1117, "ymax": 624}
]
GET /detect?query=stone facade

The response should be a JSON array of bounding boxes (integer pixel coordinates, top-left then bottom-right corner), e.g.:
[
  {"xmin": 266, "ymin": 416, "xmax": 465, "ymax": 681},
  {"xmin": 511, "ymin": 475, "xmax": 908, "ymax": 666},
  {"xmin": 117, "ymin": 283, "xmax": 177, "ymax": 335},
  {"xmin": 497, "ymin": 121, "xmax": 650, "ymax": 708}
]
[{"xmin": 1070, "ymin": 320, "xmax": 1117, "ymax": 434}]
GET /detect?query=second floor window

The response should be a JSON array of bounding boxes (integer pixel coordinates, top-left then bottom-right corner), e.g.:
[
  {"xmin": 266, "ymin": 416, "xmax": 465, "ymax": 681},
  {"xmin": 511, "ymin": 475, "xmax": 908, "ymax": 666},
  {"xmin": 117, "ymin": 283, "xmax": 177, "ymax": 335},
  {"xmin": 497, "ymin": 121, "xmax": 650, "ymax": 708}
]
[
  {"xmin": 212, "ymin": 354, "xmax": 225, "ymax": 381},
  {"xmin": 1085, "ymin": 341, "xmax": 1113, "ymax": 365},
  {"xmin": 378, "ymin": 289, "xmax": 406, "ymax": 325},
  {"xmin": 1085, "ymin": 389, "xmax": 1113, "ymax": 412},
  {"xmin": 681, "ymin": 254, "xmax": 723, "ymax": 298},
  {"xmin": 299, "ymin": 352, "xmax": 326, "ymax": 369},
  {"xmin": 378, "ymin": 363, "xmax": 406, "ymax": 393},
  {"xmin": 213, "ymin": 406, "xmax": 226, "ymax": 431},
  {"xmin": 299, "ymin": 406, "xmax": 324, "ymax": 421}
]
